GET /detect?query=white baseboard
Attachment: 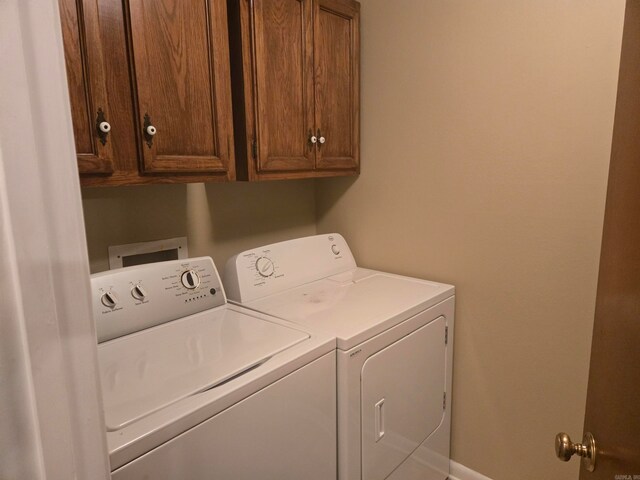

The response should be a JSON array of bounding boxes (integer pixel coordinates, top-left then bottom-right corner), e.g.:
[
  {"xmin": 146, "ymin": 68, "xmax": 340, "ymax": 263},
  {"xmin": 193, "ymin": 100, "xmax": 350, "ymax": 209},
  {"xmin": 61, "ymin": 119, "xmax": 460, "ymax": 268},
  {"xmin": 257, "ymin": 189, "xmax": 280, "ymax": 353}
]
[{"xmin": 449, "ymin": 461, "xmax": 493, "ymax": 480}]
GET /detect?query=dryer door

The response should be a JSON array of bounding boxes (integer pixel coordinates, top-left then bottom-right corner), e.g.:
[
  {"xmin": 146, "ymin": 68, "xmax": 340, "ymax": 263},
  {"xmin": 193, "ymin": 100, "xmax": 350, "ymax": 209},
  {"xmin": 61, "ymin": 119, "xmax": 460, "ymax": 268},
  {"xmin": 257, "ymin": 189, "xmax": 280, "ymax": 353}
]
[{"xmin": 361, "ymin": 316, "xmax": 447, "ymax": 480}]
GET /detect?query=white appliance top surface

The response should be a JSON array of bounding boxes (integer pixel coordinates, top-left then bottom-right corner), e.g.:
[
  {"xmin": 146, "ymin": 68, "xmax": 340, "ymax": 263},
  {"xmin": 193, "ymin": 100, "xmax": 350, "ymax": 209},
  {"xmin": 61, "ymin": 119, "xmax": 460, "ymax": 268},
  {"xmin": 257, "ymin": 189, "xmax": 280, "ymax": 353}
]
[
  {"xmin": 244, "ymin": 268, "xmax": 454, "ymax": 350},
  {"xmin": 98, "ymin": 305, "xmax": 309, "ymax": 431}
]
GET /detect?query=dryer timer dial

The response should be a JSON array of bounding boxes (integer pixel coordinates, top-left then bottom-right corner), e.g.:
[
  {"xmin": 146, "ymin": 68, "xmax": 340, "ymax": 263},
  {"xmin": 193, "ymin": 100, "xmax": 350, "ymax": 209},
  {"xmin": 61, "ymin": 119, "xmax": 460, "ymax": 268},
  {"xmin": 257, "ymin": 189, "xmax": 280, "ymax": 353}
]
[{"xmin": 255, "ymin": 256, "xmax": 275, "ymax": 278}]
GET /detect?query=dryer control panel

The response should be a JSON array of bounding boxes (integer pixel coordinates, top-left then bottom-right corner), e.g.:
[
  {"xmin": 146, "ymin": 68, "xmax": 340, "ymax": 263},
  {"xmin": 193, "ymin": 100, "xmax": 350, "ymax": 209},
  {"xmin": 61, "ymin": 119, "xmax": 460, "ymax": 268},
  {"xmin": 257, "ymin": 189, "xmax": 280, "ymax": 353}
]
[
  {"xmin": 223, "ymin": 234, "xmax": 357, "ymax": 303},
  {"xmin": 91, "ymin": 257, "xmax": 226, "ymax": 343}
]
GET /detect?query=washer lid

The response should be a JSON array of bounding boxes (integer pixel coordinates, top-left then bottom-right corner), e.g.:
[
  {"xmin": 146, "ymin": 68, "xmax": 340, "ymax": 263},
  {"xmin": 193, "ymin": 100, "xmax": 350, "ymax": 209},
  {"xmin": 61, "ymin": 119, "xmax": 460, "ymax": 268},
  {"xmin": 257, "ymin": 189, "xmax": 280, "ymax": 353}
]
[
  {"xmin": 98, "ymin": 307, "xmax": 309, "ymax": 431},
  {"xmin": 245, "ymin": 269, "xmax": 454, "ymax": 350}
]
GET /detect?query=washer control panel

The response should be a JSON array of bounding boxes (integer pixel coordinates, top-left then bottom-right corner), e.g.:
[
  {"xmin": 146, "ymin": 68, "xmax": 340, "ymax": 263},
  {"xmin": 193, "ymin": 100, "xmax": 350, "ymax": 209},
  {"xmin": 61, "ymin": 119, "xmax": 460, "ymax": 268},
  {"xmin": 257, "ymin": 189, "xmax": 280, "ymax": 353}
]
[
  {"xmin": 91, "ymin": 257, "xmax": 225, "ymax": 343},
  {"xmin": 223, "ymin": 234, "xmax": 357, "ymax": 303}
]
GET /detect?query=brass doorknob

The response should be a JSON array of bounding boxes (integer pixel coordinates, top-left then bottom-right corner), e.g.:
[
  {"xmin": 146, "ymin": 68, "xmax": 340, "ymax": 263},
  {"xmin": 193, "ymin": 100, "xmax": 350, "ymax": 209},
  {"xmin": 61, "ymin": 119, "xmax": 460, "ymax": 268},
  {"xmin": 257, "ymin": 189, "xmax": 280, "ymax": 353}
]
[{"xmin": 555, "ymin": 432, "xmax": 596, "ymax": 472}]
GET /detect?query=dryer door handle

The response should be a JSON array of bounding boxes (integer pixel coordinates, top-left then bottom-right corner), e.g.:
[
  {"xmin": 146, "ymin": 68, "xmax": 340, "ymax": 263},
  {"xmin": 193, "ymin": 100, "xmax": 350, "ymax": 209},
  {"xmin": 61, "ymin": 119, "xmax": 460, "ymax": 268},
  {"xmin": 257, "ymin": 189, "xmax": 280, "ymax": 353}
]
[{"xmin": 375, "ymin": 398, "xmax": 385, "ymax": 442}]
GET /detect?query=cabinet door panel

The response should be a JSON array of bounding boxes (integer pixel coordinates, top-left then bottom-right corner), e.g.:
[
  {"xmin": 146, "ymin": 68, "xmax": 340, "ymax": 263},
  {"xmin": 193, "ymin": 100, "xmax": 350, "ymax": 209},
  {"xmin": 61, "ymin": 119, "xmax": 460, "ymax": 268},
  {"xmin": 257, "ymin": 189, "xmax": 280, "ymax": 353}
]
[
  {"xmin": 314, "ymin": 0, "xmax": 359, "ymax": 171},
  {"xmin": 252, "ymin": 0, "xmax": 315, "ymax": 172},
  {"xmin": 128, "ymin": 0, "xmax": 234, "ymax": 176},
  {"xmin": 59, "ymin": 0, "xmax": 114, "ymax": 174}
]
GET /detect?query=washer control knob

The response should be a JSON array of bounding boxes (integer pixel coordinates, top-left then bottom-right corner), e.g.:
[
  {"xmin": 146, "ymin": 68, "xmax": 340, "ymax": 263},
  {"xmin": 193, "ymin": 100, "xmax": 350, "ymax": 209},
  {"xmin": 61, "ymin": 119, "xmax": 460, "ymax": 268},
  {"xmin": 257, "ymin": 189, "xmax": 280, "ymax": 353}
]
[
  {"xmin": 255, "ymin": 256, "xmax": 275, "ymax": 278},
  {"xmin": 331, "ymin": 244, "xmax": 340, "ymax": 255},
  {"xmin": 181, "ymin": 269, "xmax": 200, "ymax": 289},
  {"xmin": 101, "ymin": 291, "xmax": 118, "ymax": 309},
  {"xmin": 131, "ymin": 284, "xmax": 147, "ymax": 301}
]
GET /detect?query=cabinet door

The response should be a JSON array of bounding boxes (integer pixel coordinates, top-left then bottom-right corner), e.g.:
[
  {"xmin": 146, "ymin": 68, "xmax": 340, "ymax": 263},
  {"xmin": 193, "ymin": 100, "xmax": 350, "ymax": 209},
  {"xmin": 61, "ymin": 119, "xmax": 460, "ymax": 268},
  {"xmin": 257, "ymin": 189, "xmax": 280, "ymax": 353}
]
[
  {"xmin": 314, "ymin": 0, "xmax": 359, "ymax": 171},
  {"xmin": 128, "ymin": 0, "xmax": 235, "ymax": 177},
  {"xmin": 59, "ymin": 0, "xmax": 114, "ymax": 174},
  {"xmin": 251, "ymin": 0, "xmax": 316, "ymax": 172}
]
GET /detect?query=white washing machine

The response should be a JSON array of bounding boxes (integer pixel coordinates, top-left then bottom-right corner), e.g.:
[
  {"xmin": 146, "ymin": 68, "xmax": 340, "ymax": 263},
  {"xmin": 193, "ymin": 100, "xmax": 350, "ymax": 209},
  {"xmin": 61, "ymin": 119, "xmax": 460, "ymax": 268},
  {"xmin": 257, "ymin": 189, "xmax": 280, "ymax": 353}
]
[
  {"xmin": 91, "ymin": 257, "xmax": 337, "ymax": 479},
  {"xmin": 224, "ymin": 234, "xmax": 455, "ymax": 480}
]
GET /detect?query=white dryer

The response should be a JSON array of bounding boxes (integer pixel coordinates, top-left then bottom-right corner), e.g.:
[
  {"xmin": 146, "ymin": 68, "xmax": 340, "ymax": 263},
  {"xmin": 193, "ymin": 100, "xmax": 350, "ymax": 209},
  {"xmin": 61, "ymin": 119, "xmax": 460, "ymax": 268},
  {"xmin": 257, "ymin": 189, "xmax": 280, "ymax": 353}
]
[
  {"xmin": 91, "ymin": 257, "xmax": 336, "ymax": 479},
  {"xmin": 224, "ymin": 234, "xmax": 455, "ymax": 480}
]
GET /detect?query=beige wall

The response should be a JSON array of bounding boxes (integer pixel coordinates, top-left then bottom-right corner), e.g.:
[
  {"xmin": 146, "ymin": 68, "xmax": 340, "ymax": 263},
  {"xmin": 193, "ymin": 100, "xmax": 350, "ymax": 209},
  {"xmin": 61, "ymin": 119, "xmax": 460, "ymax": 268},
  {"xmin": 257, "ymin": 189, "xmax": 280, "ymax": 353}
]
[
  {"xmin": 82, "ymin": 180, "xmax": 317, "ymax": 273},
  {"xmin": 81, "ymin": 2, "xmax": 626, "ymax": 478},
  {"xmin": 316, "ymin": 1, "xmax": 625, "ymax": 479}
]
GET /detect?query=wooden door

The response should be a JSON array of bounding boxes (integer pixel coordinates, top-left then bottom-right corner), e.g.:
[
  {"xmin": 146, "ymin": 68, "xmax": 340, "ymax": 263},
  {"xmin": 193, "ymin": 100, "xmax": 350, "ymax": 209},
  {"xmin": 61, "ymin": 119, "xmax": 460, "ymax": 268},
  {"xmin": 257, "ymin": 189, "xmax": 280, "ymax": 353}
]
[
  {"xmin": 251, "ymin": 0, "xmax": 315, "ymax": 172},
  {"xmin": 58, "ymin": 0, "xmax": 114, "ymax": 174},
  {"xmin": 579, "ymin": 2, "xmax": 640, "ymax": 478},
  {"xmin": 127, "ymin": 0, "xmax": 235, "ymax": 178},
  {"xmin": 314, "ymin": 0, "xmax": 359, "ymax": 171}
]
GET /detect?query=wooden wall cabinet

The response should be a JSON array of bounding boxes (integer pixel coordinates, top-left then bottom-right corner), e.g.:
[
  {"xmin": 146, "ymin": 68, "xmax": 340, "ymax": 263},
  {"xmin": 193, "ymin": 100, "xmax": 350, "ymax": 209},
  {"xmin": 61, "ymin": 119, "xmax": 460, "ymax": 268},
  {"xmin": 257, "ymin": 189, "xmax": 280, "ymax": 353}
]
[
  {"xmin": 228, "ymin": 0, "xmax": 360, "ymax": 180},
  {"xmin": 59, "ymin": 0, "xmax": 236, "ymax": 186}
]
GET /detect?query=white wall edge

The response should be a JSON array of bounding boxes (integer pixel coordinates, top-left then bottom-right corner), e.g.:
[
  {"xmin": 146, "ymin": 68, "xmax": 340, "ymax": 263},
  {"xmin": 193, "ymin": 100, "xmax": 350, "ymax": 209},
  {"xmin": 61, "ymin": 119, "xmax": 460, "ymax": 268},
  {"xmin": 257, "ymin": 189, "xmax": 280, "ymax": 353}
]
[
  {"xmin": 0, "ymin": 0, "xmax": 110, "ymax": 477},
  {"xmin": 449, "ymin": 461, "xmax": 494, "ymax": 480}
]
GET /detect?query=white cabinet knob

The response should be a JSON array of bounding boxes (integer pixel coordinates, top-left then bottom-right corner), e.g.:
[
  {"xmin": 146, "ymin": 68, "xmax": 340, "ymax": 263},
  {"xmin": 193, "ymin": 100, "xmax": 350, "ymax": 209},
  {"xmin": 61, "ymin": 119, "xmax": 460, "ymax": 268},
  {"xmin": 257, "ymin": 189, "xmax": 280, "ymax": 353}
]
[
  {"xmin": 143, "ymin": 114, "xmax": 156, "ymax": 147},
  {"xmin": 318, "ymin": 136, "xmax": 326, "ymax": 144},
  {"xmin": 95, "ymin": 109, "xmax": 110, "ymax": 145}
]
